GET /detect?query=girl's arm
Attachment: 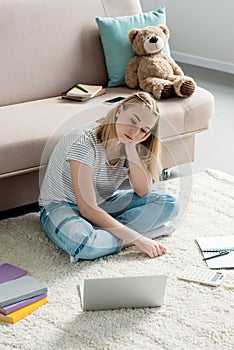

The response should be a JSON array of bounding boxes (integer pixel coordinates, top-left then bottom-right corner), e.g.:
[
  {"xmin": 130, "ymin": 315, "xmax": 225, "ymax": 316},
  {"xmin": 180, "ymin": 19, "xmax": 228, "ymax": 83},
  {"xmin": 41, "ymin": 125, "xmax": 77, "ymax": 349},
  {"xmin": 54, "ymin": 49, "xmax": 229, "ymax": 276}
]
[
  {"xmin": 125, "ymin": 142, "xmax": 152, "ymax": 197},
  {"xmin": 69, "ymin": 160, "xmax": 166, "ymax": 258}
]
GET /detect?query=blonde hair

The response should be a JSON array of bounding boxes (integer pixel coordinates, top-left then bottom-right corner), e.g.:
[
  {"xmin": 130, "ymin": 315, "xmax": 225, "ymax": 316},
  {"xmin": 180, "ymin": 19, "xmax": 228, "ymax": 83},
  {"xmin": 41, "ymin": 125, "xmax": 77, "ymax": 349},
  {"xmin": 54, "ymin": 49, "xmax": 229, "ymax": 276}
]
[{"xmin": 96, "ymin": 92, "xmax": 161, "ymax": 181}]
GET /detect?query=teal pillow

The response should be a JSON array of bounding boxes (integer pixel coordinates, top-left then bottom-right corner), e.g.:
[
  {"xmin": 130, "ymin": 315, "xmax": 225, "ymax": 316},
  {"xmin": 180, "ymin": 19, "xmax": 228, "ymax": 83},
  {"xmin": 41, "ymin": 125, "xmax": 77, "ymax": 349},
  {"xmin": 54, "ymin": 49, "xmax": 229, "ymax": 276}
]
[{"xmin": 96, "ymin": 6, "xmax": 169, "ymax": 87}]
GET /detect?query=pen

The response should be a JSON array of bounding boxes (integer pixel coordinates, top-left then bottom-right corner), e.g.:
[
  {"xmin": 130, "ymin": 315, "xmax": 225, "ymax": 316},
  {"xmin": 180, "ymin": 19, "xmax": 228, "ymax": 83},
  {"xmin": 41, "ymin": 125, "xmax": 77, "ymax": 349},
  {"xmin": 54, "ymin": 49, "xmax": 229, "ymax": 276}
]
[
  {"xmin": 202, "ymin": 249, "xmax": 230, "ymax": 252},
  {"xmin": 203, "ymin": 251, "xmax": 229, "ymax": 261},
  {"xmin": 75, "ymin": 84, "xmax": 89, "ymax": 93}
]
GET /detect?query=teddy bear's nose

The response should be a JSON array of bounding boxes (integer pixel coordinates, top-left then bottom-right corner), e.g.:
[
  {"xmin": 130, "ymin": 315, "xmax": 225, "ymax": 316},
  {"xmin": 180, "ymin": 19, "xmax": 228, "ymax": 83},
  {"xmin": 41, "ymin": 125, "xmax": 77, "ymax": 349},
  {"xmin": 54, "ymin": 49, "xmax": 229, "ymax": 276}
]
[{"xmin": 149, "ymin": 36, "xmax": 158, "ymax": 44}]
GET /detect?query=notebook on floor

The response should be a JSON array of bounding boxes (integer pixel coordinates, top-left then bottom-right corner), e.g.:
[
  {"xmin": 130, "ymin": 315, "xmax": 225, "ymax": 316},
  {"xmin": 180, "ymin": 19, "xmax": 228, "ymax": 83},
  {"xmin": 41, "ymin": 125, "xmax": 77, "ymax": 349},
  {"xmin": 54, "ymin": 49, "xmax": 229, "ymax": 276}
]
[
  {"xmin": 195, "ymin": 235, "xmax": 234, "ymax": 269},
  {"xmin": 78, "ymin": 274, "xmax": 167, "ymax": 311}
]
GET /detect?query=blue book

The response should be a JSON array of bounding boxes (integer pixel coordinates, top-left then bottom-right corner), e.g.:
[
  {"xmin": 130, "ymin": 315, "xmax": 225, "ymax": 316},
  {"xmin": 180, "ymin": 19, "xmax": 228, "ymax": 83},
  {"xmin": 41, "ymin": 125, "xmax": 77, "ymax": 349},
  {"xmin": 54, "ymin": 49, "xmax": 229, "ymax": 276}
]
[{"xmin": 0, "ymin": 275, "xmax": 48, "ymax": 307}]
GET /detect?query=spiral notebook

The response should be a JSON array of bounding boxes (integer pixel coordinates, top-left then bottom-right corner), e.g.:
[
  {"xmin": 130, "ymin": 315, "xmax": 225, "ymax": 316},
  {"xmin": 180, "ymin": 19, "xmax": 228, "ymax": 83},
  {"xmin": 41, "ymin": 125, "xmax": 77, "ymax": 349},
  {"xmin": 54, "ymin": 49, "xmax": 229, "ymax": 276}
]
[{"xmin": 195, "ymin": 235, "xmax": 234, "ymax": 269}]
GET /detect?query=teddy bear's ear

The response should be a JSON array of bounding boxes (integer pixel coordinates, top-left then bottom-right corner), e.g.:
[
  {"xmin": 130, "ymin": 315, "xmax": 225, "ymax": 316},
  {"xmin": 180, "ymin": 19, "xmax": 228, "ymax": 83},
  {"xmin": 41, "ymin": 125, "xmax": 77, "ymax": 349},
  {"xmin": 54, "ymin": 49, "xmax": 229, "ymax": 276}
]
[
  {"xmin": 128, "ymin": 29, "xmax": 139, "ymax": 44},
  {"xmin": 158, "ymin": 25, "xmax": 170, "ymax": 38}
]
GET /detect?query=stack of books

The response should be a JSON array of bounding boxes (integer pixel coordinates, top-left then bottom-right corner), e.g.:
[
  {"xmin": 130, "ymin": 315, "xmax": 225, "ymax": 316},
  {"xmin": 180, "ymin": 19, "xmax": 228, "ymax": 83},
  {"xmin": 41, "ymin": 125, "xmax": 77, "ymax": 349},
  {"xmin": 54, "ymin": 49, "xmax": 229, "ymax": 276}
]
[
  {"xmin": 0, "ymin": 263, "xmax": 48, "ymax": 324},
  {"xmin": 61, "ymin": 83, "xmax": 105, "ymax": 102}
]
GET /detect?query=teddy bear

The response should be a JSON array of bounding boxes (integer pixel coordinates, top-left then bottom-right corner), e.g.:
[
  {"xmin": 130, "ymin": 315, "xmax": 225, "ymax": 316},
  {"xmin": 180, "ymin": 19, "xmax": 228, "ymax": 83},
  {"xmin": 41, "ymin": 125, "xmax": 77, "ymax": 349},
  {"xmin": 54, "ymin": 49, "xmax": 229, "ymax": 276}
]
[{"xmin": 125, "ymin": 25, "xmax": 196, "ymax": 99}]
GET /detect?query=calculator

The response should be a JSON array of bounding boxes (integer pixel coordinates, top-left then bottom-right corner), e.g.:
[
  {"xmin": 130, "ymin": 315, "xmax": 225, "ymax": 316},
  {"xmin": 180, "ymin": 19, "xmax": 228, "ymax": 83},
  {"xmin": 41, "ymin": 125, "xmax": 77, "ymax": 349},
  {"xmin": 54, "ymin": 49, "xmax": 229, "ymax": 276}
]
[{"xmin": 177, "ymin": 265, "xmax": 225, "ymax": 286}]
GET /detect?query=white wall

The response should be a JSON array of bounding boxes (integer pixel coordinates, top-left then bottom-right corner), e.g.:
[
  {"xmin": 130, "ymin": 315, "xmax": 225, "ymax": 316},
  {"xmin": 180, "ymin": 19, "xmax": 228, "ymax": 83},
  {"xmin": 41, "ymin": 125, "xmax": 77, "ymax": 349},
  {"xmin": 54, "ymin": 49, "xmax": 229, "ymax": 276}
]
[{"xmin": 140, "ymin": 0, "xmax": 234, "ymax": 74}]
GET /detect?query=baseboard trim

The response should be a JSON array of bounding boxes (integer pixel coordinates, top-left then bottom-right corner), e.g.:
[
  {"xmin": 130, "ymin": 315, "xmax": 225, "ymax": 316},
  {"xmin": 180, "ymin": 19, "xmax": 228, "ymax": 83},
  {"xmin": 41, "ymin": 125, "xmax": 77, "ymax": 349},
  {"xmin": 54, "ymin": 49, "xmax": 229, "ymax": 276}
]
[{"xmin": 171, "ymin": 51, "xmax": 234, "ymax": 75}]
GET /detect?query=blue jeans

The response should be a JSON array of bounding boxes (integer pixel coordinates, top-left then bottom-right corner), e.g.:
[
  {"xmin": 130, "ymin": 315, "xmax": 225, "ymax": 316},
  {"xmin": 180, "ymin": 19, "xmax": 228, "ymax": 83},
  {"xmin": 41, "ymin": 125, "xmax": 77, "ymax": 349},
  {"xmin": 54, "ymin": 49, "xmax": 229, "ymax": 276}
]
[{"xmin": 40, "ymin": 190, "xmax": 179, "ymax": 260}]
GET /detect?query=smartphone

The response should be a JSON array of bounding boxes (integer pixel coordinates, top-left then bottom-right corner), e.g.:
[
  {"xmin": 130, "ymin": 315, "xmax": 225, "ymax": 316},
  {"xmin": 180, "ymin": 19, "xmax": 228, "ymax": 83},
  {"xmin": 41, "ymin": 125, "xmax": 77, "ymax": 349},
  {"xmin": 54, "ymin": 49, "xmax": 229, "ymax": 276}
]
[{"xmin": 104, "ymin": 96, "xmax": 125, "ymax": 104}]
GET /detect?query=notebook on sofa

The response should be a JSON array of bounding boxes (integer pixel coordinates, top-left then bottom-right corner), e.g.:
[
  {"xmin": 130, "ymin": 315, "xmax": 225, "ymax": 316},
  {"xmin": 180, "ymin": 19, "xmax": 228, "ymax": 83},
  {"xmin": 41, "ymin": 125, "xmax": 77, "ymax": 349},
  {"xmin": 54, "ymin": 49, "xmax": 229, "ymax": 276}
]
[
  {"xmin": 61, "ymin": 83, "xmax": 105, "ymax": 102},
  {"xmin": 195, "ymin": 235, "xmax": 234, "ymax": 269}
]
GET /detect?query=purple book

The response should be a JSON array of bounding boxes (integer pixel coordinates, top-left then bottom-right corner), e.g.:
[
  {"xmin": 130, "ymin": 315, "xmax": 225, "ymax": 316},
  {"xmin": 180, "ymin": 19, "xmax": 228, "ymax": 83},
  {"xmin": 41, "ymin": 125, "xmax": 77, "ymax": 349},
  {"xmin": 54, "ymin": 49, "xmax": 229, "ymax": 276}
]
[
  {"xmin": 0, "ymin": 293, "xmax": 47, "ymax": 315},
  {"xmin": 0, "ymin": 263, "xmax": 27, "ymax": 284}
]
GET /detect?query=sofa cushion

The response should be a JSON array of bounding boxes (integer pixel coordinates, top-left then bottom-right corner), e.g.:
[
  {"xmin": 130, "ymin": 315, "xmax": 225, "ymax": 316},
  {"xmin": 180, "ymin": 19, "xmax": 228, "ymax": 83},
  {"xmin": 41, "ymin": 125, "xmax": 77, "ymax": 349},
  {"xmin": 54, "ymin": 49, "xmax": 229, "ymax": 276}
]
[
  {"xmin": 96, "ymin": 6, "xmax": 169, "ymax": 87},
  {"xmin": 0, "ymin": 87, "xmax": 214, "ymax": 177}
]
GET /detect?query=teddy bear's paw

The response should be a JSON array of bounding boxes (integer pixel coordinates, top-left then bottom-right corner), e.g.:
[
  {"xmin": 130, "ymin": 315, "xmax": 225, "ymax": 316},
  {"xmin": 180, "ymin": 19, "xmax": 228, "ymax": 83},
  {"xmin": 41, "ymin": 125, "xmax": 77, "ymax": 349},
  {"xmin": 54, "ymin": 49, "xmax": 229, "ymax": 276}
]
[
  {"xmin": 180, "ymin": 81, "xmax": 196, "ymax": 97},
  {"xmin": 161, "ymin": 84, "xmax": 175, "ymax": 99}
]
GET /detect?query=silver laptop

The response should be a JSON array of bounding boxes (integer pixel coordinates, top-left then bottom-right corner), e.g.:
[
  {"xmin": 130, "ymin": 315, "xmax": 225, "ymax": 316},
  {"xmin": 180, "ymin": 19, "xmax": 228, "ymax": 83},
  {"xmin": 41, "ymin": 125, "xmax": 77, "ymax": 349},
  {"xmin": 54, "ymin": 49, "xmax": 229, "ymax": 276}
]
[{"xmin": 78, "ymin": 274, "xmax": 167, "ymax": 311}]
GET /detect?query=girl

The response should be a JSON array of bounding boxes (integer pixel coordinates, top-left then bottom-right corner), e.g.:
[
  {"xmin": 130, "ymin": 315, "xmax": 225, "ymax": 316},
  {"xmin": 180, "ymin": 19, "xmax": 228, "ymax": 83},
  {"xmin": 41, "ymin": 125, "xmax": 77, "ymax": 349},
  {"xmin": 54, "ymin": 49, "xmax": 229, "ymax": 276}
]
[{"xmin": 39, "ymin": 92, "xmax": 179, "ymax": 262}]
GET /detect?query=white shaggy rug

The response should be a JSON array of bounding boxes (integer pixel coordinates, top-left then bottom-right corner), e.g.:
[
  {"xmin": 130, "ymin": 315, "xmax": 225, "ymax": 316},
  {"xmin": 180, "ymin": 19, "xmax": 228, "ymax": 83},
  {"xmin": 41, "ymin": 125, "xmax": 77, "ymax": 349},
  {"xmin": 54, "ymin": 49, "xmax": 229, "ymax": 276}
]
[{"xmin": 0, "ymin": 169, "xmax": 234, "ymax": 350}]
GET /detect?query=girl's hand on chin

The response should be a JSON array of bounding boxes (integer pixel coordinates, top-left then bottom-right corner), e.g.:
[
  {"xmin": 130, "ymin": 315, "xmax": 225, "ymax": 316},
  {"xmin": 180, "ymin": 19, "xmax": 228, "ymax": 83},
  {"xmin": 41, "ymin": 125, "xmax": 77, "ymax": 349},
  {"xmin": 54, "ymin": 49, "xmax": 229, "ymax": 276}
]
[
  {"xmin": 118, "ymin": 138, "xmax": 136, "ymax": 146},
  {"xmin": 117, "ymin": 138, "xmax": 131, "ymax": 146}
]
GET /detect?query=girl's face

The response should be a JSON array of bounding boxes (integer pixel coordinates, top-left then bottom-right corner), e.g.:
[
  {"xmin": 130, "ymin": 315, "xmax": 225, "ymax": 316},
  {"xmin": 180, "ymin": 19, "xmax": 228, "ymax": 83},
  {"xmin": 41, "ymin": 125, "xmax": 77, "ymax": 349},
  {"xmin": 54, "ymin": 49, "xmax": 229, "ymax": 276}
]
[{"xmin": 115, "ymin": 104, "xmax": 156, "ymax": 143}]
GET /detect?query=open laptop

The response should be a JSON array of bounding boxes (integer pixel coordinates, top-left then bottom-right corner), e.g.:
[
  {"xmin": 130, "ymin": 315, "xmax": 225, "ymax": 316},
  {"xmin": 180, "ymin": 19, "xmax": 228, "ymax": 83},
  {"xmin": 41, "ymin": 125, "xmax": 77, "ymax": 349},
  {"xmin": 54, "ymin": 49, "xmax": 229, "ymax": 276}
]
[{"xmin": 78, "ymin": 274, "xmax": 167, "ymax": 311}]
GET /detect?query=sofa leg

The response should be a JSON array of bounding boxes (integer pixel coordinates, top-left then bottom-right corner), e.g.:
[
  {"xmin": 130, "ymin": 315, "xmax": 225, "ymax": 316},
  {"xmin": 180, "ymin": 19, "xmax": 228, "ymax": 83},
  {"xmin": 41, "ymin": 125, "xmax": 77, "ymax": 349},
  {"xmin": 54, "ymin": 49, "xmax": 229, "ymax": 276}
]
[{"xmin": 161, "ymin": 168, "xmax": 171, "ymax": 181}]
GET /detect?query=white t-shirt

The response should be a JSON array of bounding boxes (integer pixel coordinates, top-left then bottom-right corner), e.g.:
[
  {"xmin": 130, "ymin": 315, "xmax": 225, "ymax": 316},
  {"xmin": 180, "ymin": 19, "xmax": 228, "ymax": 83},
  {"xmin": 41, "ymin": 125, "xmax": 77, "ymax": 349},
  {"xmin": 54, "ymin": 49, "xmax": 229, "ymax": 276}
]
[{"xmin": 39, "ymin": 123, "xmax": 129, "ymax": 207}]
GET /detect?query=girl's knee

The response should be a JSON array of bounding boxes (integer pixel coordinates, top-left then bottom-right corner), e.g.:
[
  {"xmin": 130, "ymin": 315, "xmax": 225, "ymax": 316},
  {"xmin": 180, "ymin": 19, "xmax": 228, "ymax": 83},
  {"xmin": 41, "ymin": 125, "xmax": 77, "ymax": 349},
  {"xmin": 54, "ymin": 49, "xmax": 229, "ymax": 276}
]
[
  {"xmin": 77, "ymin": 229, "xmax": 122, "ymax": 260},
  {"xmin": 169, "ymin": 195, "xmax": 180, "ymax": 219},
  {"xmin": 162, "ymin": 194, "xmax": 179, "ymax": 221},
  {"xmin": 149, "ymin": 191, "xmax": 179, "ymax": 220},
  {"xmin": 149, "ymin": 191, "xmax": 177, "ymax": 205}
]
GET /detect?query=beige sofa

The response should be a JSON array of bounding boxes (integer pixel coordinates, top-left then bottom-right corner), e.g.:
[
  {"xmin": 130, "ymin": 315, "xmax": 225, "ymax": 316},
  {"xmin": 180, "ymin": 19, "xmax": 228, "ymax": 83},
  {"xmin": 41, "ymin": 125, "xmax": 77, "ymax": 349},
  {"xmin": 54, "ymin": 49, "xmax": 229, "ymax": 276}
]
[{"xmin": 0, "ymin": 0, "xmax": 214, "ymax": 212}]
